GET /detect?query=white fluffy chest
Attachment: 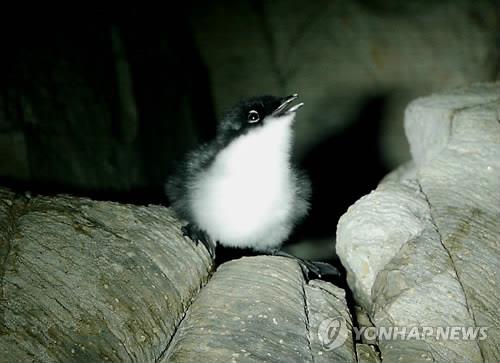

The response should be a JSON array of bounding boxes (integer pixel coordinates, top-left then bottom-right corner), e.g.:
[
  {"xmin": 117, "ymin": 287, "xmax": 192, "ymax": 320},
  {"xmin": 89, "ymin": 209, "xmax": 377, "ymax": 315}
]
[{"xmin": 190, "ymin": 116, "xmax": 295, "ymax": 250}]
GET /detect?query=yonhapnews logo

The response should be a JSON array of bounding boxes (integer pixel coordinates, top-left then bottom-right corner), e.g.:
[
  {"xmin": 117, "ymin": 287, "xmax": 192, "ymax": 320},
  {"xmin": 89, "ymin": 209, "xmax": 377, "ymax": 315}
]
[
  {"xmin": 317, "ymin": 316, "xmax": 349, "ymax": 350},
  {"xmin": 317, "ymin": 316, "xmax": 488, "ymax": 351}
]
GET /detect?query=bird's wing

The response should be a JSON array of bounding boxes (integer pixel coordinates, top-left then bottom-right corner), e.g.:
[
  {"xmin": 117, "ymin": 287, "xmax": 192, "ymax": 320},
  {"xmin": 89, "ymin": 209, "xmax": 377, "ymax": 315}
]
[
  {"xmin": 165, "ymin": 142, "xmax": 219, "ymax": 220},
  {"xmin": 291, "ymin": 168, "xmax": 312, "ymax": 223}
]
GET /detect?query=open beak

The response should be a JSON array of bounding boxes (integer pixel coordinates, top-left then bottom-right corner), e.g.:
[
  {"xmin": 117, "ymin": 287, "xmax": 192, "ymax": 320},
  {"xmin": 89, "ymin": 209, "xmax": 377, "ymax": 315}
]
[{"xmin": 272, "ymin": 93, "xmax": 304, "ymax": 117}]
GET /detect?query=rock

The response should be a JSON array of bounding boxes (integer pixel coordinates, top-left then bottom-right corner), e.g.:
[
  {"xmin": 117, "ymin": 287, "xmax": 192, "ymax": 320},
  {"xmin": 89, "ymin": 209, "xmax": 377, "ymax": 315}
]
[
  {"xmin": 0, "ymin": 187, "xmax": 355, "ymax": 362},
  {"xmin": 336, "ymin": 162, "xmax": 427, "ymax": 310},
  {"xmin": 161, "ymin": 256, "xmax": 356, "ymax": 362},
  {"xmin": 336, "ymin": 82, "xmax": 500, "ymax": 362},
  {"xmin": 0, "ymin": 188, "xmax": 212, "ymax": 362},
  {"xmin": 356, "ymin": 344, "xmax": 381, "ymax": 363}
]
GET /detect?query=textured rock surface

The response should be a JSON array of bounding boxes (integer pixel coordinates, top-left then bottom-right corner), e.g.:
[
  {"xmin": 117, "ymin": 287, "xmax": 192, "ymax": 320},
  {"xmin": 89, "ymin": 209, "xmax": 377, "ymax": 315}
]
[
  {"xmin": 190, "ymin": 0, "xmax": 498, "ymax": 163},
  {"xmin": 336, "ymin": 82, "xmax": 500, "ymax": 362},
  {"xmin": 162, "ymin": 256, "xmax": 356, "ymax": 362},
  {"xmin": 0, "ymin": 188, "xmax": 355, "ymax": 362},
  {"xmin": 0, "ymin": 188, "xmax": 212, "ymax": 362},
  {"xmin": 356, "ymin": 344, "xmax": 381, "ymax": 363}
]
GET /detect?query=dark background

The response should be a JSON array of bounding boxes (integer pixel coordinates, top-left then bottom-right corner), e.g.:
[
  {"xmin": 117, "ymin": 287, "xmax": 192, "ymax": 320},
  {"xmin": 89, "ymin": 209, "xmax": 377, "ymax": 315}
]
[{"xmin": 0, "ymin": 1, "xmax": 498, "ymax": 267}]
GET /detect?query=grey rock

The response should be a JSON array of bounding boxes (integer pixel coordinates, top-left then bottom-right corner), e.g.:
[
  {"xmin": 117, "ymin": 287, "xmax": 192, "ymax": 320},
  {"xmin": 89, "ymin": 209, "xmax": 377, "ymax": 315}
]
[
  {"xmin": 356, "ymin": 344, "xmax": 381, "ymax": 363},
  {"xmin": 0, "ymin": 188, "xmax": 212, "ymax": 362},
  {"xmin": 0, "ymin": 188, "xmax": 355, "ymax": 362},
  {"xmin": 336, "ymin": 82, "xmax": 500, "ymax": 361},
  {"xmin": 162, "ymin": 256, "xmax": 356, "ymax": 363}
]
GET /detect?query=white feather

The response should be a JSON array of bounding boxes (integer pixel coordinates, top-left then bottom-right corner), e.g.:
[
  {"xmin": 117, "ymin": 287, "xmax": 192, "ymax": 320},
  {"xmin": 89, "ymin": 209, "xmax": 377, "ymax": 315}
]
[{"xmin": 190, "ymin": 114, "xmax": 296, "ymax": 251}]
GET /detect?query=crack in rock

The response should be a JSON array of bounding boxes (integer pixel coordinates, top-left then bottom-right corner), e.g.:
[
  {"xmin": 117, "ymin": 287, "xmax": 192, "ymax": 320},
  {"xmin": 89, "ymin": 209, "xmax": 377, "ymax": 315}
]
[
  {"xmin": 301, "ymin": 281, "xmax": 315, "ymax": 363},
  {"xmin": 417, "ymin": 180, "xmax": 485, "ymax": 363}
]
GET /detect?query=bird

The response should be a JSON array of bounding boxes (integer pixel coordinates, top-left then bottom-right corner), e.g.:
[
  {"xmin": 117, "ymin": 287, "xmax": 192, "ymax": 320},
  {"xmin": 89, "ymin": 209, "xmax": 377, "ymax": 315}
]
[{"xmin": 166, "ymin": 94, "xmax": 338, "ymax": 278}]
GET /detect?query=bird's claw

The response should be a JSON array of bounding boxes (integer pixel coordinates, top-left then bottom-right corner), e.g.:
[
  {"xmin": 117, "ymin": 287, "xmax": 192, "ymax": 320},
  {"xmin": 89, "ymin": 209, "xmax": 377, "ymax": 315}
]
[
  {"xmin": 181, "ymin": 223, "xmax": 216, "ymax": 259},
  {"xmin": 297, "ymin": 259, "xmax": 340, "ymax": 280},
  {"xmin": 271, "ymin": 250, "xmax": 340, "ymax": 280}
]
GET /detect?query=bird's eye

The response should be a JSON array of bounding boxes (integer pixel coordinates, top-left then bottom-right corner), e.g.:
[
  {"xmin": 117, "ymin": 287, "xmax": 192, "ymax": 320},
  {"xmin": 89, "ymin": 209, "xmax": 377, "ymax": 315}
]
[{"xmin": 248, "ymin": 110, "xmax": 260, "ymax": 123}]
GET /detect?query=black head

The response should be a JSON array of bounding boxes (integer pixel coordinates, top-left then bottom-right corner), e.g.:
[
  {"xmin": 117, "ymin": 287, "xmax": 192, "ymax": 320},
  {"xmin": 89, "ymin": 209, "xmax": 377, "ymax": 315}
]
[{"xmin": 216, "ymin": 94, "xmax": 303, "ymax": 143}]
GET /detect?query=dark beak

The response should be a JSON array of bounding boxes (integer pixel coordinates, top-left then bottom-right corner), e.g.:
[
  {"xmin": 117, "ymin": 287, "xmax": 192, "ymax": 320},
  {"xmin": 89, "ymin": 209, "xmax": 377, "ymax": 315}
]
[{"xmin": 272, "ymin": 93, "xmax": 304, "ymax": 117}]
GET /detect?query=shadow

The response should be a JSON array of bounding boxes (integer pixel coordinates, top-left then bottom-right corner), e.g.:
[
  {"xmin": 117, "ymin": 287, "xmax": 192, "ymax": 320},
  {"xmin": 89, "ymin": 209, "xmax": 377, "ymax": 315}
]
[
  {"xmin": 0, "ymin": 176, "xmax": 169, "ymax": 206},
  {"xmin": 288, "ymin": 94, "xmax": 391, "ymax": 247}
]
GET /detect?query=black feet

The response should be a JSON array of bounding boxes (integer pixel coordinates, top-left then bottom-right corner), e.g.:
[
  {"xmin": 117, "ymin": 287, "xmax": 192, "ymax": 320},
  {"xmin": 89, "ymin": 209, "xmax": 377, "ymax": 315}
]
[
  {"xmin": 181, "ymin": 223, "xmax": 216, "ymax": 259},
  {"xmin": 271, "ymin": 250, "xmax": 340, "ymax": 280}
]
